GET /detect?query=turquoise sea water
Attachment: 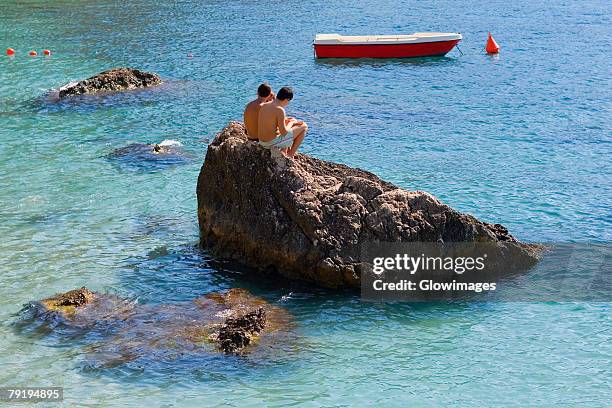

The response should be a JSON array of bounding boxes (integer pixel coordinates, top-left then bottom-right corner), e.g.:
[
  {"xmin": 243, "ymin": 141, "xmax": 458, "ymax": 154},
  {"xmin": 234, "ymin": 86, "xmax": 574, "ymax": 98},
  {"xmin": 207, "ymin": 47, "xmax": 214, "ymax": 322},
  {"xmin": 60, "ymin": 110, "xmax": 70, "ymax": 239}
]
[{"xmin": 1, "ymin": 0, "xmax": 611, "ymax": 406}]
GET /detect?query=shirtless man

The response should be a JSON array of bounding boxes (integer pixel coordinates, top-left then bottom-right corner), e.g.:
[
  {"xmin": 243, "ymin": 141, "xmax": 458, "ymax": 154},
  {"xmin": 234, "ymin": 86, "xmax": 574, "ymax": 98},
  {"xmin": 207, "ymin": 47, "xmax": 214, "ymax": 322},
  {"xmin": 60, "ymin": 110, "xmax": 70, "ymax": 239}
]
[
  {"xmin": 257, "ymin": 87, "xmax": 308, "ymax": 158},
  {"xmin": 243, "ymin": 83, "xmax": 275, "ymax": 140}
]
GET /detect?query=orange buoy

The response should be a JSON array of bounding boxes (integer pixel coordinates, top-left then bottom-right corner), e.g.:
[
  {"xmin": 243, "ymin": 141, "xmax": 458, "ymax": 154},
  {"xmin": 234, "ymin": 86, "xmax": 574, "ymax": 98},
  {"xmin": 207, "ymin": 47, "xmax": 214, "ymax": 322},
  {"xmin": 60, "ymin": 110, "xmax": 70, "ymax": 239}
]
[
  {"xmin": 6, "ymin": 48, "xmax": 15, "ymax": 56},
  {"xmin": 29, "ymin": 50, "xmax": 38, "ymax": 56},
  {"xmin": 43, "ymin": 49, "xmax": 51, "ymax": 56},
  {"xmin": 486, "ymin": 33, "xmax": 500, "ymax": 54}
]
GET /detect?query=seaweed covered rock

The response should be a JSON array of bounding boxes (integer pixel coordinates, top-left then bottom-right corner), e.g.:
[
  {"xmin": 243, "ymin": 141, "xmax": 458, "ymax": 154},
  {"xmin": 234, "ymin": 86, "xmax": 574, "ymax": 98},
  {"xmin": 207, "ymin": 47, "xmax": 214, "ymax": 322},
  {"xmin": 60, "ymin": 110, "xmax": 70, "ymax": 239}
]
[
  {"xmin": 197, "ymin": 122, "xmax": 541, "ymax": 288},
  {"xmin": 19, "ymin": 287, "xmax": 290, "ymax": 363},
  {"xmin": 41, "ymin": 287, "xmax": 95, "ymax": 315},
  {"xmin": 58, "ymin": 67, "xmax": 162, "ymax": 97},
  {"xmin": 213, "ymin": 307, "xmax": 267, "ymax": 353}
]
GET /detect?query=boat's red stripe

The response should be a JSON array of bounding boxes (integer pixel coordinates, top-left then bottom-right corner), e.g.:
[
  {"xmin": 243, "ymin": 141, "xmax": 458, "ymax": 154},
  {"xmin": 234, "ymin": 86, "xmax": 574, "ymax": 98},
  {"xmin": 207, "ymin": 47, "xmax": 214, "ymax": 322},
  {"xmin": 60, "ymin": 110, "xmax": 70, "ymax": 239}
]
[{"xmin": 314, "ymin": 40, "xmax": 460, "ymax": 58}]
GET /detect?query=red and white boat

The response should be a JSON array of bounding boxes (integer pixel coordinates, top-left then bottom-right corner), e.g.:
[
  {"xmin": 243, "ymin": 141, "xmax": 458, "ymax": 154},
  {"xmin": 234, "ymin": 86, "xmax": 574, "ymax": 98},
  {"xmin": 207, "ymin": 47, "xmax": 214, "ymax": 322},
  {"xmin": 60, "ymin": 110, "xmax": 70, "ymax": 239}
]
[{"xmin": 313, "ymin": 32, "xmax": 462, "ymax": 59}]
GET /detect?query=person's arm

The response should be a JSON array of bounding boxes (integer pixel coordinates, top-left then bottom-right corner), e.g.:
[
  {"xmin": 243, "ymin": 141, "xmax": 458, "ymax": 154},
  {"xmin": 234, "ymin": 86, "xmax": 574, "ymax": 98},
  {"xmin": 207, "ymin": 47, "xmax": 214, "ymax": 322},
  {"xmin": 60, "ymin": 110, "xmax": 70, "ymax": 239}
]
[{"xmin": 278, "ymin": 107, "xmax": 295, "ymax": 135}]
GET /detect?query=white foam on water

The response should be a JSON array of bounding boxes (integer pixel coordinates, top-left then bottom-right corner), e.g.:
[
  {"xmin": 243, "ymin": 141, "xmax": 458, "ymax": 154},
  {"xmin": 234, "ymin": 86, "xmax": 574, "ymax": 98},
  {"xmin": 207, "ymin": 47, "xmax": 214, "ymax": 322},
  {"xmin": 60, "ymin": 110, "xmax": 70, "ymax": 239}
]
[
  {"xmin": 158, "ymin": 139, "xmax": 183, "ymax": 147},
  {"xmin": 58, "ymin": 81, "xmax": 78, "ymax": 92}
]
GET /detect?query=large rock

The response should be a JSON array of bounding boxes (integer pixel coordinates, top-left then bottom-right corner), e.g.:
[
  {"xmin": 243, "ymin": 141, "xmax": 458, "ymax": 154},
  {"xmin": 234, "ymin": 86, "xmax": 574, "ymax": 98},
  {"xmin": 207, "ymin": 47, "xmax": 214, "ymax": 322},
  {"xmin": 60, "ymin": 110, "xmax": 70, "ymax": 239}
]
[
  {"xmin": 197, "ymin": 122, "xmax": 541, "ymax": 288},
  {"xmin": 58, "ymin": 67, "xmax": 161, "ymax": 97}
]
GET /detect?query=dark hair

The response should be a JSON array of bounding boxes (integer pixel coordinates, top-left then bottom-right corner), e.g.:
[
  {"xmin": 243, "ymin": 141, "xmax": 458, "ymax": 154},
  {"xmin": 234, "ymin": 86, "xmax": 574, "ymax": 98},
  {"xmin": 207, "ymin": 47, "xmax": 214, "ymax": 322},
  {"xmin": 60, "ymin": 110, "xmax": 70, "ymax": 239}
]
[
  {"xmin": 277, "ymin": 87, "xmax": 293, "ymax": 101},
  {"xmin": 257, "ymin": 83, "xmax": 272, "ymax": 97}
]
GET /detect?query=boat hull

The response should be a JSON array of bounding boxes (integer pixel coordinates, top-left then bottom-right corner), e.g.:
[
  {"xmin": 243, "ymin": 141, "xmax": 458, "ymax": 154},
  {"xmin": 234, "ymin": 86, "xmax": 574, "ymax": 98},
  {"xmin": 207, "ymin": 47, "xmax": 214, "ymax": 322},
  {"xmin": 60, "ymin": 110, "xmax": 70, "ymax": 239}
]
[{"xmin": 314, "ymin": 39, "xmax": 460, "ymax": 59}]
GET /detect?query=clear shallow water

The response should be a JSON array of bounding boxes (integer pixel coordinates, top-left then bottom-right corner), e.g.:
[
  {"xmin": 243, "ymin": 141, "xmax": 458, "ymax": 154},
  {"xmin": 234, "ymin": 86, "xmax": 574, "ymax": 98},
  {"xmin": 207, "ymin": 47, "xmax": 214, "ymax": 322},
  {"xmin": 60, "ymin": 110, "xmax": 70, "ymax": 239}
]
[{"xmin": 0, "ymin": 0, "xmax": 610, "ymax": 406}]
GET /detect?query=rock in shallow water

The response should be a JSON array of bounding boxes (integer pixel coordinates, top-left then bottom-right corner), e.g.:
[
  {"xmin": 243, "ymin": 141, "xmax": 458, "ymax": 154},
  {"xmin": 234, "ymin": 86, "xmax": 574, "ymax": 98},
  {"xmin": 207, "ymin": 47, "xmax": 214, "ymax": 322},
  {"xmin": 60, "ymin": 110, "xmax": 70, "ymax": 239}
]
[
  {"xmin": 109, "ymin": 141, "xmax": 187, "ymax": 160},
  {"xmin": 212, "ymin": 307, "xmax": 267, "ymax": 353},
  {"xmin": 106, "ymin": 140, "xmax": 193, "ymax": 172},
  {"xmin": 197, "ymin": 122, "xmax": 542, "ymax": 288},
  {"xmin": 21, "ymin": 287, "xmax": 288, "ymax": 360},
  {"xmin": 41, "ymin": 286, "xmax": 95, "ymax": 314},
  {"xmin": 58, "ymin": 67, "xmax": 162, "ymax": 97}
]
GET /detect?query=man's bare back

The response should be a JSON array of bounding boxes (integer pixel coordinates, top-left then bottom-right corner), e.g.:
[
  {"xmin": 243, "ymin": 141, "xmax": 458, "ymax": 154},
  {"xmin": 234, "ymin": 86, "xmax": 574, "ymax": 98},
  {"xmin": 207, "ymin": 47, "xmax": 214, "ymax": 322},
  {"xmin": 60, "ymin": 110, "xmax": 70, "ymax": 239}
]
[
  {"xmin": 243, "ymin": 83, "xmax": 274, "ymax": 140},
  {"xmin": 244, "ymin": 99, "xmax": 264, "ymax": 140},
  {"xmin": 258, "ymin": 102, "xmax": 286, "ymax": 142}
]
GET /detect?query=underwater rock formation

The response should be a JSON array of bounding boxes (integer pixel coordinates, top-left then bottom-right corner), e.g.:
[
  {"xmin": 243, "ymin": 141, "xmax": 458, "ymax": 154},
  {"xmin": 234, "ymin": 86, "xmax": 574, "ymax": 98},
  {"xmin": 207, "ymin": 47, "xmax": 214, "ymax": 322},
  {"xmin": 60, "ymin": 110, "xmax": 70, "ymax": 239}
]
[
  {"xmin": 41, "ymin": 286, "xmax": 95, "ymax": 314},
  {"xmin": 107, "ymin": 140, "xmax": 191, "ymax": 169},
  {"xmin": 197, "ymin": 121, "xmax": 542, "ymax": 288},
  {"xmin": 109, "ymin": 140, "xmax": 184, "ymax": 158},
  {"xmin": 58, "ymin": 68, "xmax": 162, "ymax": 97},
  {"xmin": 23, "ymin": 287, "xmax": 289, "ymax": 360},
  {"xmin": 213, "ymin": 307, "xmax": 267, "ymax": 353}
]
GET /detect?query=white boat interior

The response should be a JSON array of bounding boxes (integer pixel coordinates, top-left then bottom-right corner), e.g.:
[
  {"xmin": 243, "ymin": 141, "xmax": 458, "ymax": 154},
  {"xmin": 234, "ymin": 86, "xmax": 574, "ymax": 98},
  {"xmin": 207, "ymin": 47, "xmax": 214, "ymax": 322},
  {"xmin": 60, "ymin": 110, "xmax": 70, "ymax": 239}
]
[{"xmin": 314, "ymin": 32, "xmax": 462, "ymax": 45}]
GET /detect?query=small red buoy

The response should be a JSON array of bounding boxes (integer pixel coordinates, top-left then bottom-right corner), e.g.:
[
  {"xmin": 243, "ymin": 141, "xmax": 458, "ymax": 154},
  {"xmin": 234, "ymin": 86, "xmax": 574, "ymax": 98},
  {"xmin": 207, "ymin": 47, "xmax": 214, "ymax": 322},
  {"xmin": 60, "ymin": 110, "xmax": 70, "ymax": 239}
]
[
  {"xmin": 486, "ymin": 33, "xmax": 500, "ymax": 54},
  {"xmin": 43, "ymin": 49, "xmax": 51, "ymax": 56},
  {"xmin": 29, "ymin": 50, "xmax": 38, "ymax": 56},
  {"xmin": 6, "ymin": 48, "xmax": 15, "ymax": 56}
]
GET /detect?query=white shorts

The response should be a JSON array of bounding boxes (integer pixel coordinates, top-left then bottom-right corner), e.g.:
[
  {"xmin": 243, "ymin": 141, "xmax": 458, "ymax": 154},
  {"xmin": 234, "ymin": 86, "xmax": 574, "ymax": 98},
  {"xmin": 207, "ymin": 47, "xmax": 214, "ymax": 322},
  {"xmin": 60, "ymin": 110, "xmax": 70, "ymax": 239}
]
[{"xmin": 259, "ymin": 130, "xmax": 295, "ymax": 149}]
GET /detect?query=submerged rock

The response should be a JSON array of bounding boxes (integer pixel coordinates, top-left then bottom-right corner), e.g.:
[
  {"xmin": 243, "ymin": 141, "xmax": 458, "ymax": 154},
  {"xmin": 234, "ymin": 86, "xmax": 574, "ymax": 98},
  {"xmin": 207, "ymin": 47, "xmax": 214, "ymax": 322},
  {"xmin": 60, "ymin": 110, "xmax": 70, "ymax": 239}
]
[
  {"xmin": 213, "ymin": 307, "xmax": 267, "ymax": 353},
  {"xmin": 40, "ymin": 287, "xmax": 95, "ymax": 315},
  {"xmin": 30, "ymin": 288, "xmax": 135, "ymax": 329},
  {"xmin": 107, "ymin": 140, "xmax": 190, "ymax": 169},
  {"xmin": 197, "ymin": 122, "xmax": 542, "ymax": 288},
  {"xmin": 110, "ymin": 140, "xmax": 184, "ymax": 157},
  {"xmin": 58, "ymin": 68, "xmax": 162, "ymax": 97},
  {"xmin": 21, "ymin": 287, "xmax": 291, "ymax": 362}
]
